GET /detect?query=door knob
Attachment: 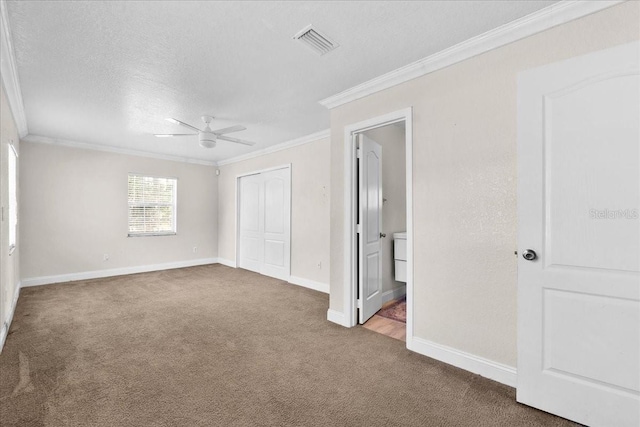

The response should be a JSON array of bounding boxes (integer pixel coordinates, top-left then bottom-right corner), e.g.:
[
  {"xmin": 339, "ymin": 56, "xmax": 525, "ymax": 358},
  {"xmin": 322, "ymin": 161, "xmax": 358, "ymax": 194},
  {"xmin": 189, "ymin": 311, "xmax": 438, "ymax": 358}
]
[
  {"xmin": 380, "ymin": 233, "xmax": 386, "ymax": 238},
  {"xmin": 522, "ymin": 249, "xmax": 537, "ymax": 261}
]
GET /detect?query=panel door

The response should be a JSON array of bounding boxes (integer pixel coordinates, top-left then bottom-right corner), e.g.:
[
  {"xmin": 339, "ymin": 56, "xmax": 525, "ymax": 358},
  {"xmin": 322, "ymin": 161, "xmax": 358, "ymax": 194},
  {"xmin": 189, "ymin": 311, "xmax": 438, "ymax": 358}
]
[
  {"xmin": 358, "ymin": 135, "xmax": 383, "ymax": 323},
  {"xmin": 238, "ymin": 173, "xmax": 263, "ymax": 273},
  {"xmin": 238, "ymin": 167, "xmax": 291, "ymax": 281},
  {"xmin": 261, "ymin": 167, "xmax": 291, "ymax": 281},
  {"xmin": 517, "ymin": 41, "xmax": 640, "ymax": 427}
]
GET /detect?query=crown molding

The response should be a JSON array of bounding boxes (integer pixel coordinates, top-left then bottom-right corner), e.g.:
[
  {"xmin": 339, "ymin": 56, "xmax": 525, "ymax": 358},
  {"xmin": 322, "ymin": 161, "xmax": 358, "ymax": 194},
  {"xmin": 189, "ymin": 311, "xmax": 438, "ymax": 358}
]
[
  {"xmin": 217, "ymin": 129, "xmax": 330, "ymax": 166},
  {"xmin": 319, "ymin": 0, "xmax": 625, "ymax": 109},
  {"xmin": 0, "ymin": 0, "xmax": 28, "ymax": 137},
  {"xmin": 22, "ymin": 135, "xmax": 218, "ymax": 166}
]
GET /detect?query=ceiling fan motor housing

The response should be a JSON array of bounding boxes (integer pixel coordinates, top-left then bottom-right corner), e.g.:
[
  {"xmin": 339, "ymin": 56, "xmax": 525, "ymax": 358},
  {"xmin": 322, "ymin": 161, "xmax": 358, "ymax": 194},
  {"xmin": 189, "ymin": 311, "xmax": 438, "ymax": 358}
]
[{"xmin": 199, "ymin": 131, "xmax": 217, "ymax": 148}]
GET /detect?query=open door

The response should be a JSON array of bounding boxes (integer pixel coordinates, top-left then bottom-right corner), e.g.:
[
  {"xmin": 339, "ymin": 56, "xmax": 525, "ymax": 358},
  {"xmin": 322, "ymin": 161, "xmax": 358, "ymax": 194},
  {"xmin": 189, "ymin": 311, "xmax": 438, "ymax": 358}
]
[
  {"xmin": 517, "ymin": 41, "xmax": 639, "ymax": 427},
  {"xmin": 358, "ymin": 134, "xmax": 383, "ymax": 323}
]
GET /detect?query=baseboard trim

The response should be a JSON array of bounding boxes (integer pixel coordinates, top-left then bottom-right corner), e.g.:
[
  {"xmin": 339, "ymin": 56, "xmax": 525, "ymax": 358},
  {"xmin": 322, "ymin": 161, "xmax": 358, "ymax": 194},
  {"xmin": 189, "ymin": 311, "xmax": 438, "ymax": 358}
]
[
  {"xmin": 407, "ymin": 336, "xmax": 517, "ymax": 387},
  {"xmin": 217, "ymin": 258, "xmax": 237, "ymax": 268},
  {"xmin": 21, "ymin": 258, "xmax": 219, "ymax": 287},
  {"xmin": 382, "ymin": 285, "xmax": 406, "ymax": 305},
  {"xmin": 0, "ymin": 282, "xmax": 20, "ymax": 353},
  {"xmin": 288, "ymin": 276, "xmax": 329, "ymax": 294},
  {"xmin": 327, "ymin": 309, "xmax": 351, "ymax": 327}
]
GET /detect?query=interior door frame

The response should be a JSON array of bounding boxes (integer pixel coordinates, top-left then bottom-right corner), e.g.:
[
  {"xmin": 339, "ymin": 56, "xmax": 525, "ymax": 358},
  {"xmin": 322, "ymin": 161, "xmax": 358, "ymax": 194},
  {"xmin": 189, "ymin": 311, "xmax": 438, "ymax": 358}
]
[
  {"xmin": 235, "ymin": 164, "xmax": 292, "ymax": 279},
  {"xmin": 342, "ymin": 108, "xmax": 413, "ymax": 340}
]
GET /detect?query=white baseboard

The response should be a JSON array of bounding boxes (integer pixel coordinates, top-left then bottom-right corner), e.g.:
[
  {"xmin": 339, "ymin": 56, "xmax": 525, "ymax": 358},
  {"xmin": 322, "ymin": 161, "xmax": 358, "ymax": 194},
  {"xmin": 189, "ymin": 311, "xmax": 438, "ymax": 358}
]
[
  {"xmin": 21, "ymin": 258, "xmax": 219, "ymax": 287},
  {"xmin": 0, "ymin": 282, "xmax": 20, "ymax": 353},
  {"xmin": 407, "ymin": 336, "xmax": 517, "ymax": 387},
  {"xmin": 382, "ymin": 285, "xmax": 406, "ymax": 305},
  {"xmin": 327, "ymin": 309, "xmax": 351, "ymax": 327},
  {"xmin": 288, "ymin": 276, "xmax": 329, "ymax": 294},
  {"xmin": 217, "ymin": 258, "xmax": 237, "ymax": 268}
]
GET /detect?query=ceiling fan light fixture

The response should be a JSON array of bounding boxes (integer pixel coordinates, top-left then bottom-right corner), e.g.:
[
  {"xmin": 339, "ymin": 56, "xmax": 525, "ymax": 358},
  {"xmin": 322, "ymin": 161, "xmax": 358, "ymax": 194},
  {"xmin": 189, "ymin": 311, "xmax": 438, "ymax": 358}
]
[
  {"xmin": 157, "ymin": 115, "xmax": 254, "ymax": 148},
  {"xmin": 199, "ymin": 132, "xmax": 217, "ymax": 148}
]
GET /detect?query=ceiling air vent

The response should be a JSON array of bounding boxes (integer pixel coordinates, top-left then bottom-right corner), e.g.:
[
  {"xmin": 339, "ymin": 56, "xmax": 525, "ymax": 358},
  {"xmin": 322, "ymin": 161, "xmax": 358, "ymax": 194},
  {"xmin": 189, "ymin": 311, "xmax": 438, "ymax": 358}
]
[{"xmin": 293, "ymin": 25, "xmax": 338, "ymax": 56}]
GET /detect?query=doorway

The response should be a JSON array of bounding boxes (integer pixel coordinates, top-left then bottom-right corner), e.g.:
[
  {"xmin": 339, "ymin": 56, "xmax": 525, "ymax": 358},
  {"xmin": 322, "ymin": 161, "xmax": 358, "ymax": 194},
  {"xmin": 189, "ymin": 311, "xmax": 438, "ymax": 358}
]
[
  {"xmin": 359, "ymin": 124, "xmax": 408, "ymax": 340},
  {"xmin": 236, "ymin": 165, "xmax": 291, "ymax": 281},
  {"xmin": 342, "ymin": 108, "xmax": 413, "ymax": 343}
]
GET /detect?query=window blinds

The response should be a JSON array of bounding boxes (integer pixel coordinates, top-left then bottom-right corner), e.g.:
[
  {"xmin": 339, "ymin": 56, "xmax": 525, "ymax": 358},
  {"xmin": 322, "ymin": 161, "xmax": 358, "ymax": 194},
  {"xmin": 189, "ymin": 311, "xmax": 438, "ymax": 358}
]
[{"xmin": 128, "ymin": 174, "xmax": 177, "ymax": 236}]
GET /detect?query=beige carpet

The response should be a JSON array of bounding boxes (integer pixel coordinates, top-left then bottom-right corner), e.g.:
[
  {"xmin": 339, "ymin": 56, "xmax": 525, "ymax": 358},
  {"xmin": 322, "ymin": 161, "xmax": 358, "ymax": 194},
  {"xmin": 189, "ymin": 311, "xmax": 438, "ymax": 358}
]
[{"xmin": 0, "ymin": 265, "xmax": 575, "ymax": 426}]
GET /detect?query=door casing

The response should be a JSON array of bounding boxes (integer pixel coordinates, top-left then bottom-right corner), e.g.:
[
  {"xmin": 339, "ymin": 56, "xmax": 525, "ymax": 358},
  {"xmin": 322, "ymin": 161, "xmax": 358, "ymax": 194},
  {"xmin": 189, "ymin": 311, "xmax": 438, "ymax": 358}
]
[{"xmin": 341, "ymin": 108, "xmax": 413, "ymax": 341}]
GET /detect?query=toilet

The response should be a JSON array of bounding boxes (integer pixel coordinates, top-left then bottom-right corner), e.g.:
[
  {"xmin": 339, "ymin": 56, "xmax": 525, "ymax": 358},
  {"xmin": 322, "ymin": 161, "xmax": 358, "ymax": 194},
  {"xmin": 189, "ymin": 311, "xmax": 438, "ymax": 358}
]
[{"xmin": 393, "ymin": 232, "xmax": 407, "ymax": 282}]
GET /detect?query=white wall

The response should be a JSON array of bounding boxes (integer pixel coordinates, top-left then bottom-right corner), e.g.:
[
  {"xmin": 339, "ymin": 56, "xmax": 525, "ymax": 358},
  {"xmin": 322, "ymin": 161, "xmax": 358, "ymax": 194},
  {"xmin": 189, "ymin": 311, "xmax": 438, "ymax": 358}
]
[
  {"xmin": 218, "ymin": 137, "xmax": 330, "ymax": 287},
  {"xmin": 19, "ymin": 142, "xmax": 218, "ymax": 282},
  {"xmin": 0, "ymin": 82, "xmax": 20, "ymax": 348},
  {"xmin": 363, "ymin": 124, "xmax": 406, "ymax": 296},
  {"xmin": 328, "ymin": 1, "xmax": 640, "ymax": 367}
]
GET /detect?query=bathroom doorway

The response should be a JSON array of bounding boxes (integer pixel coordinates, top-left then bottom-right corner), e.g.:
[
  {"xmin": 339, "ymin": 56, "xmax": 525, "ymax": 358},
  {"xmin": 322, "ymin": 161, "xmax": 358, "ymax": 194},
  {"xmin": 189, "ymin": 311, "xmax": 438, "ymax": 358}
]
[
  {"xmin": 359, "ymin": 122, "xmax": 408, "ymax": 340},
  {"xmin": 341, "ymin": 108, "xmax": 413, "ymax": 343}
]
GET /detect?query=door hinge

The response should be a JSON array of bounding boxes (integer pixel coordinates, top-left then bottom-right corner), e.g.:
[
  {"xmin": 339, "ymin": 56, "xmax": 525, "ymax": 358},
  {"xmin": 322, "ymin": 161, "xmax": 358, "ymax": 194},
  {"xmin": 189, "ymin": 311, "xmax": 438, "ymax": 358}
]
[
  {"xmin": 357, "ymin": 299, "xmax": 362, "ymax": 309},
  {"xmin": 356, "ymin": 147, "xmax": 361, "ymax": 159},
  {"xmin": 356, "ymin": 223, "xmax": 362, "ymax": 234}
]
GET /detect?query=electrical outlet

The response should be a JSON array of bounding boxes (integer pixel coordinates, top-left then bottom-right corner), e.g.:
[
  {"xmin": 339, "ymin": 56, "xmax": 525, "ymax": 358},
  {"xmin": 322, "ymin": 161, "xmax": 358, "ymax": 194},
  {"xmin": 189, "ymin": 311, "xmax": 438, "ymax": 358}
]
[
  {"xmin": 103, "ymin": 254, "xmax": 109, "ymax": 261},
  {"xmin": 192, "ymin": 246, "xmax": 198, "ymax": 253}
]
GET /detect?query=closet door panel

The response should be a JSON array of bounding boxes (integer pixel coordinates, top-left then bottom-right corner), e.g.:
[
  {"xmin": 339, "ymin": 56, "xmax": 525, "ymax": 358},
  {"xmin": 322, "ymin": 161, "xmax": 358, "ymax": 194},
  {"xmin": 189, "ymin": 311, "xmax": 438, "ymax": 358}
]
[
  {"xmin": 238, "ymin": 167, "xmax": 290, "ymax": 280},
  {"xmin": 238, "ymin": 175, "xmax": 262, "ymax": 273}
]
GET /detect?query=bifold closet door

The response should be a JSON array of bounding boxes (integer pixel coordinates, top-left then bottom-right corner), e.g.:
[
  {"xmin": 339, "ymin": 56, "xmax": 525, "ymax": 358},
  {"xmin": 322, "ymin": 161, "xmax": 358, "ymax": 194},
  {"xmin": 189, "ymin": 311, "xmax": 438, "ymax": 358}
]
[
  {"xmin": 238, "ymin": 167, "xmax": 291, "ymax": 281},
  {"xmin": 239, "ymin": 173, "xmax": 263, "ymax": 273}
]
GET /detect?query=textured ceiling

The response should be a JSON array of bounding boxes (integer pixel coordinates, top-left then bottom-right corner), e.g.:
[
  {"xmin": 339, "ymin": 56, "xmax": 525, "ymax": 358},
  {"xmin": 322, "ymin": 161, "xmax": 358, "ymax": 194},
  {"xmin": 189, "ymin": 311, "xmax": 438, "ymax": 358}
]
[{"xmin": 7, "ymin": 0, "xmax": 557, "ymax": 163}]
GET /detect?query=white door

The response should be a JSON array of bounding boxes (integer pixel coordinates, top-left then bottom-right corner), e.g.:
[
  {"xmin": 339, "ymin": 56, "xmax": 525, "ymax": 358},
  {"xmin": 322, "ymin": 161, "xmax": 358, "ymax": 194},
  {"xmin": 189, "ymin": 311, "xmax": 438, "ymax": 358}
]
[
  {"xmin": 260, "ymin": 167, "xmax": 291, "ymax": 280},
  {"xmin": 238, "ymin": 167, "xmax": 291, "ymax": 281},
  {"xmin": 358, "ymin": 135, "xmax": 383, "ymax": 323},
  {"xmin": 517, "ymin": 41, "xmax": 639, "ymax": 427},
  {"xmin": 238, "ymin": 173, "xmax": 262, "ymax": 273}
]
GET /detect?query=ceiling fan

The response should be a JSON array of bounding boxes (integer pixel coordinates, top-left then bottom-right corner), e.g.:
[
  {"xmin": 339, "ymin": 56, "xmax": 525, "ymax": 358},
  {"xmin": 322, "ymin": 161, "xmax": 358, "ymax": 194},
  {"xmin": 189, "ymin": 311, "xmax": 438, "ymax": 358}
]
[{"xmin": 154, "ymin": 116, "xmax": 256, "ymax": 149}]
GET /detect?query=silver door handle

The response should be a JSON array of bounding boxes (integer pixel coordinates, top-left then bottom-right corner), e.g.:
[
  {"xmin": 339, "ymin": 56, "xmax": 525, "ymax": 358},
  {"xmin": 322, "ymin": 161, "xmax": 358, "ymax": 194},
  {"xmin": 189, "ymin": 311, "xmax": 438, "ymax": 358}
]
[
  {"xmin": 380, "ymin": 233, "xmax": 386, "ymax": 238},
  {"xmin": 522, "ymin": 249, "xmax": 537, "ymax": 261}
]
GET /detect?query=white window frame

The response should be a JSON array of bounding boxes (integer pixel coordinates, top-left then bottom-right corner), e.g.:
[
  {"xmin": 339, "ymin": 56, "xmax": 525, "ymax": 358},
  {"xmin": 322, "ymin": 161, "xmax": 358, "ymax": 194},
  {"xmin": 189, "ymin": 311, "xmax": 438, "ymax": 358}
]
[
  {"xmin": 8, "ymin": 144, "xmax": 17, "ymax": 255},
  {"xmin": 127, "ymin": 173, "xmax": 177, "ymax": 237}
]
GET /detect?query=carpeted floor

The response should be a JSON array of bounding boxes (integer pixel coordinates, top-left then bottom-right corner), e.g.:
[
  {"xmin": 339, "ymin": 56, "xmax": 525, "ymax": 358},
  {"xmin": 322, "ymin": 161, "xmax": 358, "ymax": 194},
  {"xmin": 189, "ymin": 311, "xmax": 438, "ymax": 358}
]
[{"xmin": 0, "ymin": 265, "xmax": 576, "ymax": 426}]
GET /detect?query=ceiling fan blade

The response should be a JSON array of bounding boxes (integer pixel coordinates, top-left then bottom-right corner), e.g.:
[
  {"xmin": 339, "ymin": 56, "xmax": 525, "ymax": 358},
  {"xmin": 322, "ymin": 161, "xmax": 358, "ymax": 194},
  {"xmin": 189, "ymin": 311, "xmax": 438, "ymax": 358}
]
[
  {"xmin": 166, "ymin": 118, "xmax": 201, "ymax": 132},
  {"xmin": 218, "ymin": 135, "xmax": 256, "ymax": 146},
  {"xmin": 154, "ymin": 134, "xmax": 197, "ymax": 137},
  {"xmin": 213, "ymin": 125, "xmax": 246, "ymax": 135}
]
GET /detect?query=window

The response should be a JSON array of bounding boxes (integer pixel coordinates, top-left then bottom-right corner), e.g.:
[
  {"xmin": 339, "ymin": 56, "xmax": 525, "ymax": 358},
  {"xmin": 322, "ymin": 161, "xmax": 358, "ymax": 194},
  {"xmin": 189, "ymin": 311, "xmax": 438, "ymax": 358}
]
[
  {"xmin": 8, "ymin": 144, "xmax": 17, "ymax": 254},
  {"xmin": 128, "ymin": 174, "xmax": 177, "ymax": 236}
]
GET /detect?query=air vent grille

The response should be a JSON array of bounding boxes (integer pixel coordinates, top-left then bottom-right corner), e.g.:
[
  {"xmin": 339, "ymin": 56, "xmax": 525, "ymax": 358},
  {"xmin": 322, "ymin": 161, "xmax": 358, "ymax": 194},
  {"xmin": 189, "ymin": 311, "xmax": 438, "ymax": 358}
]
[{"xmin": 294, "ymin": 25, "xmax": 338, "ymax": 56}]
